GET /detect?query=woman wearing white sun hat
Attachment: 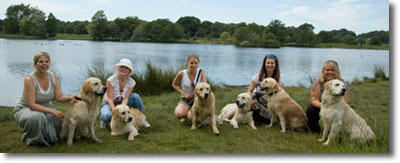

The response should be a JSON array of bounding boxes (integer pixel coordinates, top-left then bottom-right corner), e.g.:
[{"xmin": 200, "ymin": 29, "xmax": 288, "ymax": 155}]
[{"xmin": 100, "ymin": 58, "xmax": 145, "ymax": 128}]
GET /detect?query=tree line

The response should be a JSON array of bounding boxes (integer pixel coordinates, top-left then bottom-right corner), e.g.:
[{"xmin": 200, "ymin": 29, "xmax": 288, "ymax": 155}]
[{"xmin": 1, "ymin": 4, "xmax": 389, "ymax": 48}]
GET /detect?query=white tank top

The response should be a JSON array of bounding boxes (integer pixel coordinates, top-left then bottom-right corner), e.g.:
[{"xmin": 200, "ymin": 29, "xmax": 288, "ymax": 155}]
[{"xmin": 181, "ymin": 69, "xmax": 201, "ymax": 97}]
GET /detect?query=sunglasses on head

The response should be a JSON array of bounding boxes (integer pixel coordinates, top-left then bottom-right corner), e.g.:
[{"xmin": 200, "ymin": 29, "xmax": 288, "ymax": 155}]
[{"xmin": 265, "ymin": 54, "xmax": 277, "ymax": 60}]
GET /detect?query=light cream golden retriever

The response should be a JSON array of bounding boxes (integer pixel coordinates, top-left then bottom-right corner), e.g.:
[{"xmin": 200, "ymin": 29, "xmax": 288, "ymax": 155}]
[
  {"xmin": 187, "ymin": 82, "xmax": 220, "ymax": 135},
  {"xmin": 110, "ymin": 104, "xmax": 150, "ymax": 141},
  {"xmin": 60, "ymin": 77, "xmax": 106, "ymax": 147},
  {"xmin": 319, "ymin": 79, "xmax": 375, "ymax": 145},
  {"xmin": 260, "ymin": 78, "xmax": 308, "ymax": 133},
  {"xmin": 218, "ymin": 93, "xmax": 256, "ymax": 129}
]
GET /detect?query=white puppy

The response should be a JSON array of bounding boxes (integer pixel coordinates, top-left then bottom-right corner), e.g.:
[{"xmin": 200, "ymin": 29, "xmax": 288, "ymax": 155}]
[
  {"xmin": 319, "ymin": 79, "xmax": 375, "ymax": 145},
  {"xmin": 111, "ymin": 104, "xmax": 150, "ymax": 141},
  {"xmin": 229, "ymin": 93, "xmax": 256, "ymax": 129}
]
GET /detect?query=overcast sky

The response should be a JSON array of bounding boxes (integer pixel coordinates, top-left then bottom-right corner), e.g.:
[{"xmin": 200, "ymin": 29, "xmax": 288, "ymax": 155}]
[{"xmin": 0, "ymin": 0, "xmax": 389, "ymax": 35}]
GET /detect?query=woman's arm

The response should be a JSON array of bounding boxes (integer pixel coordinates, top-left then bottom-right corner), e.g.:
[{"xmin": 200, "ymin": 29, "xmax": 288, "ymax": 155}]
[
  {"xmin": 310, "ymin": 81, "xmax": 322, "ymax": 108},
  {"xmin": 122, "ymin": 87, "xmax": 133, "ymax": 105},
  {"xmin": 24, "ymin": 76, "xmax": 64, "ymax": 118},
  {"xmin": 247, "ymin": 80, "xmax": 257, "ymax": 95},
  {"xmin": 106, "ymin": 80, "xmax": 116, "ymax": 111},
  {"xmin": 172, "ymin": 71, "xmax": 191, "ymax": 99}
]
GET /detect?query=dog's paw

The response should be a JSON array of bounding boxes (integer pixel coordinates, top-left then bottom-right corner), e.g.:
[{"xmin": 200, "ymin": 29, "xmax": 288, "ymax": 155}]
[
  {"xmin": 66, "ymin": 142, "xmax": 73, "ymax": 147},
  {"xmin": 280, "ymin": 130, "xmax": 286, "ymax": 133},
  {"xmin": 323, "ymin": 142, "xmax": 329, "ymax": 146},
  {"xmin": 93, "ymin": 138, "xmax": 102, "ymax": 144},
  {"xmin": 191, "ymin": 126, "xmax": 197, "ymax": 130},
  {"xmin": 214, "ymin": 132, "xmax": 220, "ymax": 136},
  {"xmin": 318, "ymin": 138, "xmax": 324, "ymax": 142},
  {"xmin": 128, "ymin": 137, "xmax": 135, "ymax": 141}
]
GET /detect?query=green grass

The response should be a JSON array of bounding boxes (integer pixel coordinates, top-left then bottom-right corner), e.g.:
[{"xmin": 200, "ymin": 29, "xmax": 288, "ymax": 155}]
[{"xmin": 0, "ymin": 78, "xmax": 389, "ymax": 153}]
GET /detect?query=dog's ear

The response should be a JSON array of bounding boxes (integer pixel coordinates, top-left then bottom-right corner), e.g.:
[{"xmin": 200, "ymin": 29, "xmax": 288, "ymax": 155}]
[
  {"xmin": 324, "ymin": 81, "xmax": 331, "ymax": 93},
  {"xmin": 112, "ymin": 106, "xmax": 118, "ymax": 119},
  {"xmin": 81, "ymin": 79, "xmax": 92, "ymax": 94},
  {"xmin": 272, "ymin": 80, "xmax": 279, "ymax": 91},
  {"xmin": 193, "ymin": 85, "xmax": 198, "ymax": 97}
]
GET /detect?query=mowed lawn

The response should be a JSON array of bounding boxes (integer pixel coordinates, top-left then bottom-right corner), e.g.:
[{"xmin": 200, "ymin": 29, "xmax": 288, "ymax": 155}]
[{"xmin": 0, "ymin": 79, "xmax": 389, "ymax": 153}]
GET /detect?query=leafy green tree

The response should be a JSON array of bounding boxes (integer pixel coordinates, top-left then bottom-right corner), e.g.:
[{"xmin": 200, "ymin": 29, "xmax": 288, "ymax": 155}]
[
  {"xmin": 219, "ymin": 31, "xmax": 231, "ymax": 40},
  {"xmin": 210, "ymin": 22, "xmax": 225, "ymax": 38},
  {"xmin": 0, "ymin": 19, "xmax": 3, "ymax": 32},
  {"xmin": 46, "ymin": 13, "xmax": 58, "ymax": 37},
  {"xmin": 74, "ymin": 21, "xmax": 89, "ymax": 34},
  {"xmin": 293, "ymin": 23, "xmax": 316, "ymax": 47},
  {"xmin": 369, "ymin": 36, "xmax": 382, "ymax": 45},
  {"xmin": 89, "ymin": 10, "xmax": 109, "ymax": 40},
  {"xmin": 233, "ymin": 25, "xmax": 251, "ymax": 44},
  {"xmin": 3, "ymin": 4, "xmax": 31, "ymax": 34},
  {"xmin": 196, "ymin": 20, "xmax": 212, "ymax": 38},
  {"xmin": 317, "ymin": 30, "xmax": 333, "ymax": 43},
  {"xmin": 19, "ymin": 16, "xmax": 35, "ymax": 35},
  {"xmin": 341, "ymin": 34, "xmax": 357, "ymax": 45},
  {"xmin": 267, "ymin": 19, "xmax": 287, "ymax": 43},
  {"xmin": 131, "ymin": 22, "xmax": 146, "ymax": 41},
  {"xmin": 141, "ymin": 19, "xmax": 184, "ymax": 42},
  {"xmin": 176, "ymin": 16, "xmax": 201, "ymax": 38}
]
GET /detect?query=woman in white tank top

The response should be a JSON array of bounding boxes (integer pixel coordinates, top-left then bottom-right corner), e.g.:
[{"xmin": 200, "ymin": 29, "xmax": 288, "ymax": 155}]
[{"xmin": 172, "ymin": 54, "xmax": 207, "ymax": 121}]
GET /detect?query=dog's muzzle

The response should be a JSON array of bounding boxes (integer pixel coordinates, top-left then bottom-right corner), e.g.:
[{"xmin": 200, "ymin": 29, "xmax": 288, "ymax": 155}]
[
  {"xmin": 236, "ymin": 100, "xmax": 244, "ymax": 108},
  {"xmin": 203, "ymin": 93, "xmax": 209, "ymax": 100},
  {"xmin": 340, "ymin": 88, "xmax": 347, "ymax": 96},
  {"xmin": 95, "ymin": 87, "xmax": 107, "ymax": 96}
]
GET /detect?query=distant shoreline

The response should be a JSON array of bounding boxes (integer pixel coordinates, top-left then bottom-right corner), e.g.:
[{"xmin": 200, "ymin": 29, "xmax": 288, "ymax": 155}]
[{"xmin": 0, "ymin": 33, "xmax": 389, "ymax": 50}]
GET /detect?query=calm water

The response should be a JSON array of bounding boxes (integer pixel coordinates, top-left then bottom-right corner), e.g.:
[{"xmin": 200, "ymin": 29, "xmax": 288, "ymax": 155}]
[{"xmin": 0, "ymin": 39, "xmax": 389, "ymax": 107}]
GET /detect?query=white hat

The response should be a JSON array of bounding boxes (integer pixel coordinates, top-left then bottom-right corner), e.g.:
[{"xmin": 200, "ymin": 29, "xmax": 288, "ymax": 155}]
[{"xmin": 114, "ymin": 58, "xmax": 134, "ymax": 76}]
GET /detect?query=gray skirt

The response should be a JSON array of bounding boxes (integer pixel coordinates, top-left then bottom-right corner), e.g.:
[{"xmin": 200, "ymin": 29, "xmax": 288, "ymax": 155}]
[{"xmin": 14, "ymin": 103, "xmax": 63, "ymax": 146}]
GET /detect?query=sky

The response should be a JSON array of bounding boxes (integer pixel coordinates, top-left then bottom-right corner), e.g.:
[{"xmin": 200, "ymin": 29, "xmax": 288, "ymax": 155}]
[{"xmin": 0, "ymin": 0, "xmax": 389, "ymax": 35}]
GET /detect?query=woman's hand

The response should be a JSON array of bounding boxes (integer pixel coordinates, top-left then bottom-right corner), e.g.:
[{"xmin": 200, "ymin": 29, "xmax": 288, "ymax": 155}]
[
  {"xmin": 70, "ymin": 94, "xmax": 80, "ymax": 103},
  {"xmin": 52, "ymin": 109, "xmax": 64, "ymax": 119},
  {"xmin": 183, "ymin": 93, "xmax": 192, "ymax": 100}
]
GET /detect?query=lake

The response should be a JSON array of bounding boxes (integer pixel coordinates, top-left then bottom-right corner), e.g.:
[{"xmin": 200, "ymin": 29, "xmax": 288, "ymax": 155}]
[{"xmin": 0, "ymin": 39, "xmax": 389, "ymax": 107}]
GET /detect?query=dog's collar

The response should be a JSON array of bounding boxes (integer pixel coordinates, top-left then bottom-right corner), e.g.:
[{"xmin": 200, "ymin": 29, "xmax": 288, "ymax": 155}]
[{"xmin": 268, "ymin": 91, "xmax": 278, "ymax": 96}]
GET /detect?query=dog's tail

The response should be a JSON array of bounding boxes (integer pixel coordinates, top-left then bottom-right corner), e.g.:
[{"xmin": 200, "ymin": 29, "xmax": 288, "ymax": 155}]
[{"xmin": 296, "ymin": 111, "xmax": 310, "ymax": 133}]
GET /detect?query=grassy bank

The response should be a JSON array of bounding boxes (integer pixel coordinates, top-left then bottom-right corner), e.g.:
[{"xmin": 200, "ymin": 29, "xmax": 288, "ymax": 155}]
[
  {"xmin": 0, "ymin": 78, "xmax": 389, "ymax": 153},
  {"xmin": 315, "ymin": 43, "xmax": 389, "ymax": 50}
]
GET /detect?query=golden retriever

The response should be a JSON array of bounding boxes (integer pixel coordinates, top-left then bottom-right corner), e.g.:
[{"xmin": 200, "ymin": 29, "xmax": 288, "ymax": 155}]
[
  {"xmin": 218, "ymin": 93, "xmax": 256, "ymax": 129},
  {"xmin": 260, "ymin": 78, "xmax": 308, "ymax": 133},
  {"xmin": 319, "ymin": 79, "xmax": 375, "ymax": 145},
  {"xmin": 187, "ymin": 82, "xmax": 220, "ymax": 135},
  {"xmin": 110, "ymin": 104, "xmax": 150, "ymax": 141},
  {"xmin": 60, "ymin": 77, "xmax": 106, "ymax": 147}
]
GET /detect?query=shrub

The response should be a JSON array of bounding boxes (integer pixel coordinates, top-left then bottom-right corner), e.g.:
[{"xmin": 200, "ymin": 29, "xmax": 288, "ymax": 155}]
[{"xmin": 373, "ymin": 65, "xmax": 388, "ymax": 80}]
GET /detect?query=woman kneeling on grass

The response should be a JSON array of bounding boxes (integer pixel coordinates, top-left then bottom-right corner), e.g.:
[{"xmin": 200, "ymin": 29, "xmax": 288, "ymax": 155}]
[
  {"xmin": 99, "ymin": 58, "xmax": 145, "ymax": 128},
  {"xmin": 172, "ymin": 54, "xmax": 206, "ymax": 122},
  {"xmin": 247, "ymin": 54, "xmax": 284, "ymax": 125},
  {"xmin": 306, "ymin": 60, "xmax": 350, "ymax": 133},
  {"xmin": 14, "ymin": 52, "xmax": 79, "ymax": 146}
]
